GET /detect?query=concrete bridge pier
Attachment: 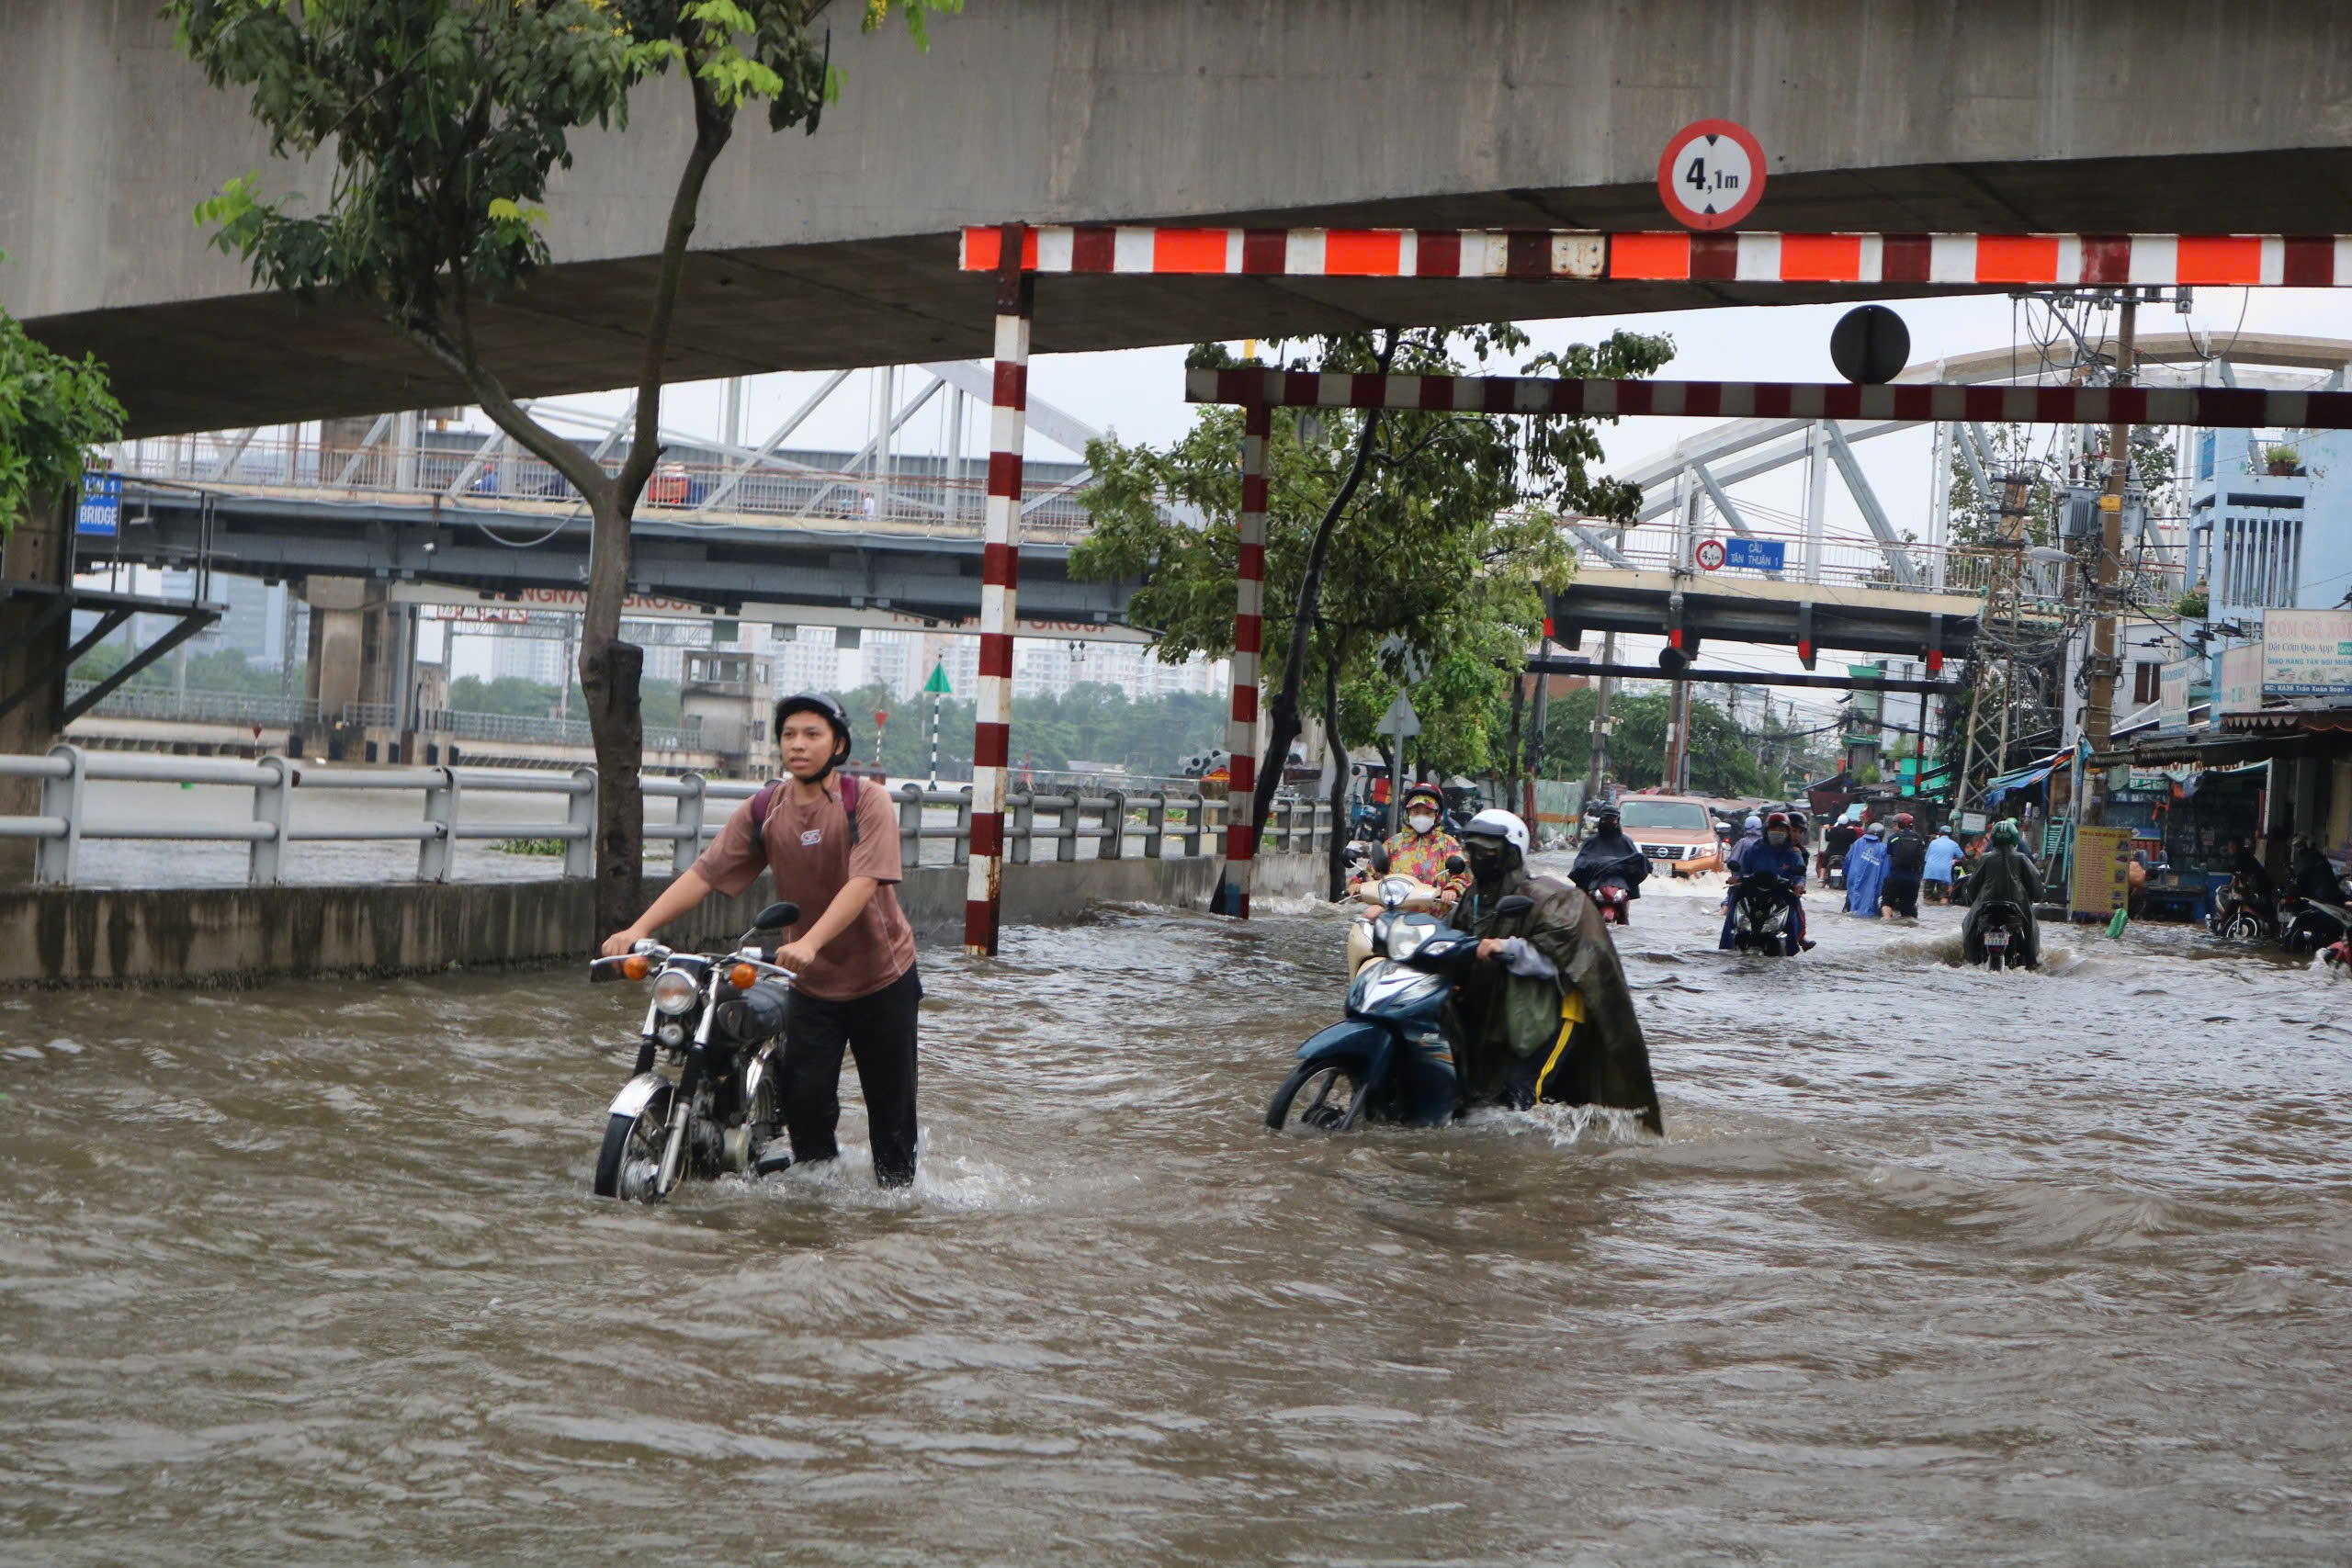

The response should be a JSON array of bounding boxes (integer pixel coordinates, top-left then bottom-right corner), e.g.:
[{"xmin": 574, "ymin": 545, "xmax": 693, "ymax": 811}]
[{"xmin": 295, "ymin": 575, "xmax": 419, "ymax": 763}]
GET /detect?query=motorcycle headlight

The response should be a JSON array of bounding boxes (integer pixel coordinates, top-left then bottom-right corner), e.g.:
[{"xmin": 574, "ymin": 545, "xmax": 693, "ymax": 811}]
[
  {"xmin": 650, "ymin": 969, "xmax": 700, "ymax": 1016},
  {"xmin": 1386, "ymin": 914, "xmax": 1435, "ymax": 962}
]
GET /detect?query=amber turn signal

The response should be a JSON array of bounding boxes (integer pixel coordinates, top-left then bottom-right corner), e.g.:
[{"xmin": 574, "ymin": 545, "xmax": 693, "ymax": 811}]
[
  {"xmin": 621, "ymin": 953, "xmax": 652, "ymax": 981},
  {"xmin": 729, "ymin": 963, "xmax": 759, "ymax": 990}
]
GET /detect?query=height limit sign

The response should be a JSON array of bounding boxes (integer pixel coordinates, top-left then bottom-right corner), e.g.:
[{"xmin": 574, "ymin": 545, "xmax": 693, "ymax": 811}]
[{"xmin": 1657, "ymin": 118, "xmax": 1765, "ymax": 231}]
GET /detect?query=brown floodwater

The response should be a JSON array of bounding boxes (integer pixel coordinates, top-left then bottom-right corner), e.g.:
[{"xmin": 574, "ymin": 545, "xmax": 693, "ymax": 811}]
[{"xmin": 3, "ymin": 863, "xmax": 2348, "ymax": 1564}]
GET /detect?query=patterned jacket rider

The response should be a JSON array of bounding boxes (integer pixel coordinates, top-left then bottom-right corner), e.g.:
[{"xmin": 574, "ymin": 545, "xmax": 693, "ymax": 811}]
[{"xmin": 1375, "ymin": 784, "xmax": 1470, "ymax": 904}]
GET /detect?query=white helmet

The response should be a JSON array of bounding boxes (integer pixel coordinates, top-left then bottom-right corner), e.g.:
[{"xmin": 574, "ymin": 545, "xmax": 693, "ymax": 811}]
[{"xmin": 1461, "ymin": 808, "xmax": 1532, "ymax": 856}]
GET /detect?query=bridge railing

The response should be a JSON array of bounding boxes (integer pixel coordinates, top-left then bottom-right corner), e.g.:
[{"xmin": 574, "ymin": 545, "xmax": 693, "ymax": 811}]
[
  {"xmin": 0, "ymin": 746, "xmax": 1336, "ymax": 886},
  {"xmin": 110, "ymin": 436, "xmax": 1099, "ymax": 538},
  {"xmin": 64, "ymin": 681, "xmax": 322, "ymax": 728}
]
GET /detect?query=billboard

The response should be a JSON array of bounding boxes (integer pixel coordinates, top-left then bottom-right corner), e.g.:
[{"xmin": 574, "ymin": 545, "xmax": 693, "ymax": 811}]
[
  {"xmin": 2218, "ymin": 644, "xmax": 2264, "ymax": 714},
  {"xmin": 2158, "ymin": 660, "xmax": 2194, "ymax": 730},
  {"xmin": 2261, "ymin": 607, "xmax": 2352, "ymax": 696},
  {"xmin": 2071, "ymin": 825, "xmax": 2134, "ymax": 916}
]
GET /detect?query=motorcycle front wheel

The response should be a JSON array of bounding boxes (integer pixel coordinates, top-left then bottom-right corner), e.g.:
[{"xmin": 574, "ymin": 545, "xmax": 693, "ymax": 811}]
[
  {"xmin": 2224, "ymin": 912, "xmax": 2263, "ymax": 942},
  {"xmin": 1266, "ymin": 1059, "xmax": 1374, "ymax": 1133},
  {"xmin": 593, "ymin": 1082, "xmax": 673, "ymax": 1202}
]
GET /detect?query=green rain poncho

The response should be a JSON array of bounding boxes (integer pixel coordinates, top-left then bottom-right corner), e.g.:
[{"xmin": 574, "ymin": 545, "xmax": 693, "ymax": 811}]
[
  {"xmin": 1459, "ymin": 867, "xmax": 1664, "ymax": 1134},
  {"xmin": 1960, "ymin": 843, "xmax": 2043, "ymax": 966}
]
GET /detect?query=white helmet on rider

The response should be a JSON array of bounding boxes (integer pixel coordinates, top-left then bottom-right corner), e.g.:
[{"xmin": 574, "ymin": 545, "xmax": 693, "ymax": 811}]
[{"xmin": 1460, "ymin": 808, "xmax": 1532, "ymax": 857}]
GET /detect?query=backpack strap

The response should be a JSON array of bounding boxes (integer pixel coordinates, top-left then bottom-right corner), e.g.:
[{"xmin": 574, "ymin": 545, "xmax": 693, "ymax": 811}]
[{"xmin": 748, "ymin": 774, "xmax": 860, "ymax": 848}]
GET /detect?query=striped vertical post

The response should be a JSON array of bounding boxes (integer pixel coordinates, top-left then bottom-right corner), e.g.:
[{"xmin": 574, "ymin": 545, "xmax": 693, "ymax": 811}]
[
  {"xmin": 963, "ymin": 224, "xmax": 1033, "ymax": 957},
  {"xmin": 1216, "ymin": 401, "xmax": 1272, "ymax": 919}
]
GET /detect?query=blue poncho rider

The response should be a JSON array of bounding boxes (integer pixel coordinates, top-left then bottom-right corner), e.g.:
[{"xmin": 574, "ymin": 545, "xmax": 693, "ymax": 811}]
[
  {"xmin": 1353, "ymin": 781, "xmax": 1470, "ymax": 908},
  {"xmin": 1720, "ymin": 810, "xmax": 1810, "ymax": 953},
  {"xmin": 1569, "ymin": 804, "xmax": 1652, "ymax": 907}
]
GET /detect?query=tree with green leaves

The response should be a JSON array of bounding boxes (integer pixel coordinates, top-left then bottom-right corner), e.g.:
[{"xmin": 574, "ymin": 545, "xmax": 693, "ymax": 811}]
[
  {"xmin": 169, "ymin": 0, "xmax": 957, "ymax": 932},
  {"xmin": 1074, "ymin": 323, "xmax": 1671, "ymax": 893},
  {"xmin": 1533, "ymin": 685, "xmax": 1777, "ymax": 799},
  {"xmin": 3, "ymin": 274, "xmax": 126, "ymax": 876}
]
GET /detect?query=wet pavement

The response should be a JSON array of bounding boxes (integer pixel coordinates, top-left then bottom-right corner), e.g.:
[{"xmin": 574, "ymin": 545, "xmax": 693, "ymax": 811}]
[{"xmin": 3, "ymin": 863, "xmax": 2347, "ymax": 1563}]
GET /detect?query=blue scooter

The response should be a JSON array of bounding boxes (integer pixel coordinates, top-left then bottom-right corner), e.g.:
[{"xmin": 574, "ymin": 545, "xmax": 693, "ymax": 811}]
[{"xmin": 1264, "ymin": 867, "xmax": 1532, "ymax": 1133}]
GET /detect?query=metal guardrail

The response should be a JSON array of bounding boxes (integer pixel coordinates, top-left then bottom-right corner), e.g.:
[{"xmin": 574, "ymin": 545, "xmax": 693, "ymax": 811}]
[
  {"xmin": 64, "ymin": 681, "xmax": 322, "ymax": 728},
  {"xmin": 0, "ymin": 745, "xmax": 1336, "ymax": 886}
]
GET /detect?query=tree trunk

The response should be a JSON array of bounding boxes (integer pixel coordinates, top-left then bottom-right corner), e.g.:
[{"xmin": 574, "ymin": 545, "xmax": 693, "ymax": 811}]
[
  {"xmin": 1250, "ymin": 332, "xmax": 1396, "ymax": 853},
  {"xmin": 579, "ymin": 494, "xmax": 645, "ymax": 934},
  {"xmin": 0, "ymin": 488, "xmax": 69, "ymax": 883},
  {"xmin": 1374, "ymin": 736, "xmax": 1396, "ymax": 838},
  {"xmin": 1322, "ymin": 637, "xmax": 1350, "ymax": 899}
]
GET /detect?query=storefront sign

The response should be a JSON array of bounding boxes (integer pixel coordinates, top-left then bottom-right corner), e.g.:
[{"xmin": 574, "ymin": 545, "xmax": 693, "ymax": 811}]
[
  {"xmin": 2071, "ymin": 824, "xmax": 2134, "ymax": 915},
  {"xmin": 2261, "ymin": 607, "xmax": 2352, "ymax": 696},
  {"xmin": 2218, "ymin": 644, "xmax": 2264, "ymax": 714},
  {"xmin": 2158, "ymin": 660, "xmax": 2195, "ymax": 730}
]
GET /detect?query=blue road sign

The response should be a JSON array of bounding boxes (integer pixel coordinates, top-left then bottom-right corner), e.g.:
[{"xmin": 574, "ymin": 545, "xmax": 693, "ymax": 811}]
[
  {"xmin": 1724, "ymin": 536, "xmax": 1785, "ymax": 571},
  {"xmin": 75, "ymin": 473, "xmax": 121, "ymax": 538}
]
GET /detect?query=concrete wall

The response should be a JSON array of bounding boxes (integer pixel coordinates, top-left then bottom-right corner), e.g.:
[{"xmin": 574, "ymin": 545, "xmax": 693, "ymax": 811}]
[
  {"xmin": 0, "ymin": 852, "xmax": 1317, "ymax": 987},
  {"xmin": 12, "ymin": 1, "xmax": 2352, "ymax": 433}
]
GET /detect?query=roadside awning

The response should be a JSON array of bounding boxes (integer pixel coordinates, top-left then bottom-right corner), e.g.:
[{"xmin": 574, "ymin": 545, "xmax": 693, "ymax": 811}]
[{"xmin": 1981, "ymin": 761, "xmax": 2057, "ymax": 804}]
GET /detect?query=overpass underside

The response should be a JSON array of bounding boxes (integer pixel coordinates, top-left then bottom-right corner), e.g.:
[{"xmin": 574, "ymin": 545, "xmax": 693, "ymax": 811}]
[
  {"xmin": 1549, "ymin": 570, "xmax": 1984, "ymax": 669},
  {"xmin": 42, "ymin": 151, "xmax": 2352, "ymax": 438},
  {"xmin": 12, "ymin": 0, "xmax": 2352, "ymax": 434}
]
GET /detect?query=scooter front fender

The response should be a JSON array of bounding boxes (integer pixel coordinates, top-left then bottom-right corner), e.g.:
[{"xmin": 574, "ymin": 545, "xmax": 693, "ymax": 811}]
[
  {"xmin": 606, "ymin": 1072, "xmax": 669, "ymax": 1121},
  {"xmin": 1294, "ymin": 1019, "xmax": 1391, "ymax": 1068}
]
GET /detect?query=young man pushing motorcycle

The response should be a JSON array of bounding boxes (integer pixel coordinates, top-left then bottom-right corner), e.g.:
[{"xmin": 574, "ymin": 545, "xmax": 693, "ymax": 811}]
[
  {"xmin": 1453, "ymin": 809, "xmax": 1664, "ymax": 1134},
  {"xmin": 603, "ymin": 693, "xmax": 922, "ymax": 1187}
]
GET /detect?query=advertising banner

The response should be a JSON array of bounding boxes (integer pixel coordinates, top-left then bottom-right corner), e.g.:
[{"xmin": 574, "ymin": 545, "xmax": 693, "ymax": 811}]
[
  {"xmin": 2071, "ymin": 824, "xmax": 2134, "ymax": 915},
  {"xmin": 2218, "ymin": 644, "xmax": 2264, "ymax": 714},
  {"xmin": 2158, "ymin": 660, "xmax": 2194, "ymax": 730},
  {"xmin": 2261, "ymin": 607, "xmax": 2352, "ymax": 696}
]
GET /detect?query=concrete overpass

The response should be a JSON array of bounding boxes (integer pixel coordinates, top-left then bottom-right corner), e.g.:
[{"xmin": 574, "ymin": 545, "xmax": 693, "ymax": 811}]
[{"xmin": 9, "ymin": 1, "xmax": 2352, "ymax": 435}]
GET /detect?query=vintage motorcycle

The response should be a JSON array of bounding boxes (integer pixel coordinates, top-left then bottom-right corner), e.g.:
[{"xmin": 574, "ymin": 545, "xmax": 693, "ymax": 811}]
[{"xmin": 587, "ymin": 901, "xmax": 799, "ymax": 1202}]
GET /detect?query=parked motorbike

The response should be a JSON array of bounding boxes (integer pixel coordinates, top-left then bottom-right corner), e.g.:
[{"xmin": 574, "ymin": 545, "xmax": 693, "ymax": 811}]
[
  {"xmin": 2278, "ymin": 875, "xmax": 2352, "ymax": 953},
  {"xmin": 1823, "ymin": 852, "xmax": 1848, "ymax": 892},
  {"xmin": 1975, "ymin": 899, "xmax": 2026, "ymax": 972},
  {"xmin": 587, "ymin": 900, "xmax": 799, "ymax": 1202},
  {"xmin": 1267, "ymin": 880, "xmax": 1532, "ymax": 1133},
  {"xmin": 1727, "ymin": 872, "xmax": 1799, "ymax": 956},
  {"xmin": 2208, "ymin": 873, "xmax": 2275, "ymax": 942}
]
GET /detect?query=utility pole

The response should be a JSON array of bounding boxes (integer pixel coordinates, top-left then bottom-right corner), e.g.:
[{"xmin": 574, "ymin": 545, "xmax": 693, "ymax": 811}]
[
  {"xmin": 1665, "ymin": 676, "xmax": 1692, "ymax": 791},
  {"xmin": 1583, "ymin": 630, "xmax": 1615, "ymax": 819},
  {"xmin": 2084, "ymin": 296, "xmax": 2138, "ymax": 788}
]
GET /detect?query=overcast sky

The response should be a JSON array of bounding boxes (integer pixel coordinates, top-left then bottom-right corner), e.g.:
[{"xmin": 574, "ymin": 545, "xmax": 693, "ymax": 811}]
[{"xmin": 508, "ymin": 285, "xmax": 2352, "ymax": 728}]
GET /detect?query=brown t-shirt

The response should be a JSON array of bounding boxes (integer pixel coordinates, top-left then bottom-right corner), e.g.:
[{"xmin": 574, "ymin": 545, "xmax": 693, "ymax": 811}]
[{"xmin": 691, "ymin": 776, "xmax": 916, "ymax": 1001}]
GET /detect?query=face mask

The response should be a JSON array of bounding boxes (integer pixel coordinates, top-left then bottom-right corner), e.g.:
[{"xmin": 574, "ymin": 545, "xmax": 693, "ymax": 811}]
[
  {"xmin": 1768, "ymin": 830, "xmax": 1788, "ymax": 847},
  {"xmin": 1465, "ymin": 844, "xmax": 1508, "ymax": 886},
  {"xmin": 1408, "ymin": 811, "xmax": 1437, "ymax": 833}
]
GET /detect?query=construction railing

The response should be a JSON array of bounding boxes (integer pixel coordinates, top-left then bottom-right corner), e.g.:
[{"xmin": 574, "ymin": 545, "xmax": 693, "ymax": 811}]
[{"xmin": 0, "ymin": 747, "xmax": 1337, "ymax": 886}]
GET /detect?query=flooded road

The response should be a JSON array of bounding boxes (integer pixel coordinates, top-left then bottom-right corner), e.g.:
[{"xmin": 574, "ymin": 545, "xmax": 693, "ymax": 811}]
[{"xmin": 5, "ymin": 863, "xmax": 2349, "ymax": 1563}]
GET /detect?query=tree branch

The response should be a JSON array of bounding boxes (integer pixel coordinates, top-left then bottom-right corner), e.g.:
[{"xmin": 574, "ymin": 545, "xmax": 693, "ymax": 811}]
[
  {"xmin": 398, "ymin": 313, "xmax": 612, "ymax": 506},
  {"xmin": 616, "ymin": 67, "xmax": 735, "ymax": 506}
]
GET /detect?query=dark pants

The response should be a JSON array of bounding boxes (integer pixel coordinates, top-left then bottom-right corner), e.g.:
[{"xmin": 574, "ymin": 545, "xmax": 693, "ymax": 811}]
[
  {"xmin": 1883, "ymin": 875, "xmax": 1922, "ymax": 918},
  {"xmin": 781, "ymin": 966, "xmax": 922, "ymax": 1187}
]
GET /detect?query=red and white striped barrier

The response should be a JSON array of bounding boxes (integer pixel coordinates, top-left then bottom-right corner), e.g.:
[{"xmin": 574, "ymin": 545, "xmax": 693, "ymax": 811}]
[
  {"xmin": 1217, "ymin": 404, "xmax": 1272, "ymax": 919},
  {"xmin": 963, "ymin": 225, "xmax": 2352, "ymax": 288},
  {"xmin": 964, "ymin": 225, "xmax": 1034, "ymax": 958},
  {"xmin": 1183, "ymin": 368, "xmax": 2352, "ymax": 428}
]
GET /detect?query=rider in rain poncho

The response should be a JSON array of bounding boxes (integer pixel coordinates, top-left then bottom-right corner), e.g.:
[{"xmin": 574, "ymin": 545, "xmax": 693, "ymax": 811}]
[
  {"xmin": 1455, "ymin": 809, "xmax": 1664, "ymax": 1134},
  {"xmin": 1844, "ymin": 821, "xmax": 1891, "ymax": 917},
  {"xmin": 1959, "ymin": 818, "xmax": 2043, "ymax": 966},
  {"xmin": 1721, "ymin": 810, "xmax": 1810, "ymax": 953},
  {"xmin": 1569, "ymin": 804, "xmax": 1652, "ymax": 907}
]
